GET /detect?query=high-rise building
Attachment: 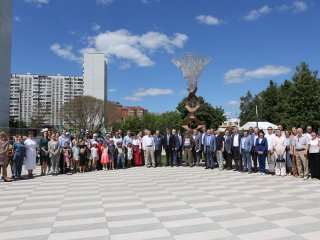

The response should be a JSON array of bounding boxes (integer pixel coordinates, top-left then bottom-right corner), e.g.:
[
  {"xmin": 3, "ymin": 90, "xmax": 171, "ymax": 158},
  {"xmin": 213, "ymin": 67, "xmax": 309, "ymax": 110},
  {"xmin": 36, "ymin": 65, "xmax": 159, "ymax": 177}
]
[
  {"xmin": 10, "ymin": 74, "xmax": 84, "ymax": 126},
  {"xmin": 83, "ymin": 53, "xmax": 108, "ymax": 126},
  {"xmin": 0, "ymin": 0, "xmax": 12, "ymax": 130}
]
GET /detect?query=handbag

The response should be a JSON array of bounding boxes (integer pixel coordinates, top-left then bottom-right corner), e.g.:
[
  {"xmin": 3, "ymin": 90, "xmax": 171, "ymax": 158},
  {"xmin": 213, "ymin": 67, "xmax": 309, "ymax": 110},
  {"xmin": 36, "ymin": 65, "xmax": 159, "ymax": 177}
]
[{"xmin": 276, "ymin": 157, "xmax": 285, "ymax": 163}]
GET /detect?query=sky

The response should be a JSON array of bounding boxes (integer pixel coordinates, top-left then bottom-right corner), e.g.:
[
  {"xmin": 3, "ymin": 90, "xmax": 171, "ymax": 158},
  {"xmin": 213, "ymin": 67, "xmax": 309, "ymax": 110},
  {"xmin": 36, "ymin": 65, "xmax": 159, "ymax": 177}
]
[{"xmin": 12, "ymin": 0, "xmax": 320, "ymax": 117}]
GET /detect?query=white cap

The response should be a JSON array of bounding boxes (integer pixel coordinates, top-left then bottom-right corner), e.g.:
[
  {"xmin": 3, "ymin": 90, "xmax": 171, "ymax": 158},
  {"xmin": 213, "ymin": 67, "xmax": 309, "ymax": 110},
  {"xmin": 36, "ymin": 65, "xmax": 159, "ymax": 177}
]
[{"xmin": 40, "ymin": 128, "xmax": 48, "ymax": 133}]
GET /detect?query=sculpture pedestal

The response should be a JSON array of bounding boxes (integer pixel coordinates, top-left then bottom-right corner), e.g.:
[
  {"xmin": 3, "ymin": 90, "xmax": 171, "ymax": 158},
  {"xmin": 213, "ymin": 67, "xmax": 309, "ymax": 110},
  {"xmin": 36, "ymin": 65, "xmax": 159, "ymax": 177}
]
[{"xmin": 181, "ymin": 88, "xmax": 205, "ymax": 132}]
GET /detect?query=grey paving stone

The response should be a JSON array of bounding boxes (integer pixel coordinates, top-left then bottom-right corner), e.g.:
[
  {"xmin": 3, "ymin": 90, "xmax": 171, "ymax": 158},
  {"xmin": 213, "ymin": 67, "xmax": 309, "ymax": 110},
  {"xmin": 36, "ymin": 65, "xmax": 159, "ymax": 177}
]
[{"xmin": 109, "ymin": 223, "xmax": 164, "ymax": 235}]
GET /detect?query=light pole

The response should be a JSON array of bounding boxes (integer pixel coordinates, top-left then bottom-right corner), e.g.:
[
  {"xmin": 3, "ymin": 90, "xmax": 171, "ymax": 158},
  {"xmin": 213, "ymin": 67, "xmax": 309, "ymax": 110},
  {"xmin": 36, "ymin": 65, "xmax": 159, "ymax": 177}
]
[{"xmin": 17, "ymin": 88, "xmax": 24, "ymax": 129}]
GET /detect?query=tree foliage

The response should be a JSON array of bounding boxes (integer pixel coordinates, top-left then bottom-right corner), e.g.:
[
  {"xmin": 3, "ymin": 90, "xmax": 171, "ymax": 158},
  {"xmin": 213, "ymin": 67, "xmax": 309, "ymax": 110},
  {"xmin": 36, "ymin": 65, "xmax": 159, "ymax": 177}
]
[
  {"xmin": 239, "ymin": 62, "xmax": 320, "ymax": 129},
  {"xmin": 62, "ymin": 96, "xmax": 105, "ymax": 131}
]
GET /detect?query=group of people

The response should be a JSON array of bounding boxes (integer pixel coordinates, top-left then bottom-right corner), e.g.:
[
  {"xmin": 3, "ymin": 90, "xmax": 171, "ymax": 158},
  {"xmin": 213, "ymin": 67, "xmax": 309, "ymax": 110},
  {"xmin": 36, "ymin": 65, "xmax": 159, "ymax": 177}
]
[{"xmin": 0, "ymin": 124, "xmax": 319, "ymax": 182}]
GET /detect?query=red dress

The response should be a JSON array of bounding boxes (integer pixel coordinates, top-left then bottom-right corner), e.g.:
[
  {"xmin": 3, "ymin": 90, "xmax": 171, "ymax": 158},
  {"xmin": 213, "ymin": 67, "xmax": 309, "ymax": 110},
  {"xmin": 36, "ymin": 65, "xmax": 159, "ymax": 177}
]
[
  {"xmin": 101, "ymin": 147, "xmax": 109, "ymax": 164},
  {"xmin": 133, "ymin": 145, "xmax": 142, "ymax": 166}
]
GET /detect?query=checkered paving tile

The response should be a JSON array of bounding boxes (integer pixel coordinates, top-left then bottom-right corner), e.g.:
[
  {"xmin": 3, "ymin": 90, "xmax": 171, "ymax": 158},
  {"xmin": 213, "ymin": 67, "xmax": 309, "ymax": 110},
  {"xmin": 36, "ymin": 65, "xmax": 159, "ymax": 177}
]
[{"xmin": 0, "ymin": 167, "xmax": 320, "ymax": 240}]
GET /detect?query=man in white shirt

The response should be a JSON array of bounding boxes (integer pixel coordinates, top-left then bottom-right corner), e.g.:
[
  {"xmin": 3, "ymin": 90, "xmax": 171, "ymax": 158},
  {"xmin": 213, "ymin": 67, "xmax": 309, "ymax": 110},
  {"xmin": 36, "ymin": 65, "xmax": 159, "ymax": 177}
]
[
  {"xmin": 144, "ymin": 130, "xmax": 156, "ymax": 168},
  {"xmin": 265, "ymin": 126, "xmax": 275, "ymax": 174},
  {"xmin": 231, "ymin": 127, "xmax": 242, "ymax": 171}
]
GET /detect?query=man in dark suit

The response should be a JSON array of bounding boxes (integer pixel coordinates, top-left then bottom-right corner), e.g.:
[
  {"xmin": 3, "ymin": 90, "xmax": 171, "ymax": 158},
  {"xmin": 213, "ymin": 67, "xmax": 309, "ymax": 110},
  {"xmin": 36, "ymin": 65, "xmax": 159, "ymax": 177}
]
[
  {"xmin": 172, "ymin": 129, "xmax": 181, "ymax": 167},
  {"xmin": 201, "ymin": 127, "xmax": 207, "ymax": 165},
  {"xmin": 177, "ymin": 130, "xmax": 183, "ymax": 165},
  {"xmin": 204, "ymin": 129, "xmax": 216, "ymax": 169},
  {"xmin": 193, "ymin": 129, "xmax": 202, "ymax": 166},
  {"xmin": 251, "ymin": 127, "xmax": 259, "ymax": 172},
  {"xmin": 224, "ymin": 129, "xmax": 232, "ymax": 170},
  {"xmin": 153, "ymin": 130, "xmax": 164, "ymax": 167},
  {"xmin": 163, "ymin": 128, "xmax": 173, "ymax": 167},
  {"xmin": 231, "ymin": 127, "xmax": 242, "ymax": 171}
]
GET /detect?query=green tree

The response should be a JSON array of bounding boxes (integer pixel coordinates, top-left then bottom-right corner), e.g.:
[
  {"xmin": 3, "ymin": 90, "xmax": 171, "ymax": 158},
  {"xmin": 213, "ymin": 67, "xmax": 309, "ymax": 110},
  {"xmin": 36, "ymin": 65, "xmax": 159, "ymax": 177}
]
[
  {"xmin": 239, "ymin": 91, "xmax": 262, "ymax": 125},
  {"xmin": 286, "ymin": 62, "xmax": 320, "ymax": 128},
  {"xmin": 9, "ymin": 116, "xmax": 28, "ymax": 128},
  {"xmin": 176, "ymin": 96, "xmax": 226, "ymax": 129}
]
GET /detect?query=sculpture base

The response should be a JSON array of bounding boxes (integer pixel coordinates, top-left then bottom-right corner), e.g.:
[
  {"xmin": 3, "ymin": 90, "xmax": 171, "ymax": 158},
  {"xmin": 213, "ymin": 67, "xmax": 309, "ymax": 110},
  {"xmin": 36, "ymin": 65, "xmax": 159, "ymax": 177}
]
[{"xmin": 182, "ymin": 88, "xmax": 205, "ymax": 132}]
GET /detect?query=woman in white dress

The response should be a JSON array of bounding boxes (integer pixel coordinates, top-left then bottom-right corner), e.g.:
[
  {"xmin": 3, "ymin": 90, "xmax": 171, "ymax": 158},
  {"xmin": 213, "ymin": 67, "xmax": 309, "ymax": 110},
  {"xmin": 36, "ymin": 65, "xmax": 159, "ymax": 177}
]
[
  {"xmin": 274, "ymin": 130, "xmax": 286, "ymax": 176},
  {"xmin": 24, "ymin": 131, "xmax": 37, "ymax": 178}
]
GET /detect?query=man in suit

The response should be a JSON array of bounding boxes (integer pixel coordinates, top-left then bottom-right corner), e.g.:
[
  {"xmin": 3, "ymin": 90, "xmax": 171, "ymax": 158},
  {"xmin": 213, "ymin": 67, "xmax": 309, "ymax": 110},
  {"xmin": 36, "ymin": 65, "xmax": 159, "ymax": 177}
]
[
  {"xmin": 172, "ymin": 129, "xmax": 181, "ymax": 167},
  {"xmin": 177, "ymin": 130, "xmax": 183, "ymax": 166},
  {"xmin": 201, "ymin": 127, "xmax": 207, "ymax": 164},
  {"xmin": 193, "ymin": 129, "xmax": 202, "ymax": 166},
  {"xmin": 240, "ymin": 130, "xmax": 253, "ymax": 173},
  {"xmin": 224, "ymin": 129, "xmax": 232, "ymax": 170},
  {"xmin": 215, "ymin": 129, "xmax": 225, "ymax": 170},
  {"xmin": 231, "ymin": 127, "xmax": 242, "ymax": 171},
  {"xmin": 153, "ymin": 130, "xmax": 163, "ymax": 167},
  {"xmin": 251, "ymin": 127, "xmax": 259, "ymax": 172},
  {"xmin": 163, "ymin": 128, "xmax": 173, "ymax": 167},
  {"xmin": 204, "ymin": 129, "xmax": 216, "ymax": 169}
]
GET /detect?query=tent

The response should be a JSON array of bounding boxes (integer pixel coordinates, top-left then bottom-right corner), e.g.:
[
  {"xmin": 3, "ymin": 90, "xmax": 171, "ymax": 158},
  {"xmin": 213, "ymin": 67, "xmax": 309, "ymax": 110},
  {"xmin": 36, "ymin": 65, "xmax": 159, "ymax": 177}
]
[{"xmin": 240, "ymin": 121, "xmax": 278, "ymax": 131}]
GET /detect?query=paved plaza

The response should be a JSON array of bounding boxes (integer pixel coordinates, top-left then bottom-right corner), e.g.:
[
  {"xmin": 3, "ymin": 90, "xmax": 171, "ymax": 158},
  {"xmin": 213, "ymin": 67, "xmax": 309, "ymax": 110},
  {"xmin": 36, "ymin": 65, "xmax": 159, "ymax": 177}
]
[{"xmin": 0, "ymin": 167, "xmax": 320, "ymax": 240}]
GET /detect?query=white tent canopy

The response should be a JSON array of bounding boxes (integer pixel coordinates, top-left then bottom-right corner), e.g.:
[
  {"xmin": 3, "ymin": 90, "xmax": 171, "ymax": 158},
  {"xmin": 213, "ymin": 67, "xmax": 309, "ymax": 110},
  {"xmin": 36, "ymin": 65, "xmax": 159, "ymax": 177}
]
[{"xmin": 240, "ymin": 121, "xmax": 278, "ymax": 131}]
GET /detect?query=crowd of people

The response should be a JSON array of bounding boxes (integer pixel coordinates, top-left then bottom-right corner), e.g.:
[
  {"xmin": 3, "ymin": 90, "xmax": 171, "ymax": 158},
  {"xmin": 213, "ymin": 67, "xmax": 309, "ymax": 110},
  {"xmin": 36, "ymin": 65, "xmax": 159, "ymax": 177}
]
[{"xmin": 0, "ymin": 124, "xmax": 319, "ymax": 182}]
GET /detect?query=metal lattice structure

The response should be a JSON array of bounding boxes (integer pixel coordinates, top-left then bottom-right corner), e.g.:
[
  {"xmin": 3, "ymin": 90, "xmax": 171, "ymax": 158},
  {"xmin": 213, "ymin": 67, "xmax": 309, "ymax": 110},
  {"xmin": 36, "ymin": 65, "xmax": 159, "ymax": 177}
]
[
  {"xmin": 172, "ymin": 53, "xmax": 211, "ymax": 92},
  {"xmin": 172, "ymin": 53, "xmax": 212, "ymax": 132}
]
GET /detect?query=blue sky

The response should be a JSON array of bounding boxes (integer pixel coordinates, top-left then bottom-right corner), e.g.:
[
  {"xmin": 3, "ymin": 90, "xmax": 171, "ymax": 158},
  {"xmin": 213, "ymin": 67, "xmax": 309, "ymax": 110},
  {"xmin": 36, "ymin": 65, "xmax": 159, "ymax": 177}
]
[{"xmin": 12, "ymin": 0, "xmax": 320, "ymax": 117}]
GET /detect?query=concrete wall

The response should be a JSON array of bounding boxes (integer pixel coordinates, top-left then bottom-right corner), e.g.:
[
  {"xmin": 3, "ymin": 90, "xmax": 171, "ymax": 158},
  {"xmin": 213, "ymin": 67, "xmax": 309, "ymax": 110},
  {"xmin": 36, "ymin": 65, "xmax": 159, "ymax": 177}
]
[{"xmin": 0, "ymin": 0, "xmax": 12, "ymax": 129}]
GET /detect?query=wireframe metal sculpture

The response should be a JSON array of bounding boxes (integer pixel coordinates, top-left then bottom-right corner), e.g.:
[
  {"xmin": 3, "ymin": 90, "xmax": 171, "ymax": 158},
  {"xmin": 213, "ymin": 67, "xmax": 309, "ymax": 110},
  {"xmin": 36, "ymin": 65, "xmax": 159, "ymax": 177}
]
[{"xmin": 172, "ymin": 53, "xmax": 211, "ymax": 132}]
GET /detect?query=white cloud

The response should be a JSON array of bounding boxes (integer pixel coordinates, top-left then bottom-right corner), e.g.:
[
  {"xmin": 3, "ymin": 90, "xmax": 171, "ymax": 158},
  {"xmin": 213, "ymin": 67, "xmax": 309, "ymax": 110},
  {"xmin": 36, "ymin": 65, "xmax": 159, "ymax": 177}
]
[
  {"xmin": 124, "ymin": 88, "xmax": 174, "ymax": 101},
  {"xmin": 227, "ymin": 100, "xmax": 240, "ymax": 108},
  {"xmin": 14, "ymin": 16, "xmax": 21, "ymax": 22},
  {"xmin": 25, "ymin": 0, "xmax": 49, "ymax": 6},
  {"xmin": 244, "ymin": 5, "xmax": 271, "ymax": 22},
  {"xmin": 195, "ymin": 15, "xmax": 222, "ymax": 26},
  {"xmin": 141, "ymin": 0, "xmax": 160, "ymax": 4},
  {"xmin": 69, "ymin": 31, "xmax": 76, "ymax": 35},
  {"xmin": 50, "ymin": 43, "xmax": 82, "ymax": 64},
  {"xmin": 96, "ymin": 0, "xmax": 114, "ymax": 5},
  {"xmin": 276, "ymin": 5, "xmax": 289, "ymax": 12},
  {"xmin": 108, "ymin": 88, "xmax": 117, "ymax": 93},
  {"xmin": 293, "ymin": 1, "xmax": 307, "ymax": 13},
  {"xmin": 82, "ymin": 29, "xmax": 188, "ymax": 67},
  {"xmin": 92, "ymin": 23, "xmax": 101, "ymax": 32},
  {"xmin": 224, "ymin": 65, "xmax": 291, "ymax": 84}
]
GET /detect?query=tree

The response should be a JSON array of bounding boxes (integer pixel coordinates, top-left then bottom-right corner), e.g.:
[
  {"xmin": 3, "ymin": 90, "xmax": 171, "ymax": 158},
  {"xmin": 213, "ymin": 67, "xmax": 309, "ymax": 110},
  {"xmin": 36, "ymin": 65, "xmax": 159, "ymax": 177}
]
[
  {"xmin": 239, "ymin": 91, "xmax": 256, "ymax": 125},
  {"xmin": 238, "ymin": 62, "xmax": 320, "ymax": 129},
  {"xmin": 61, "ymin": 96, "xmax": 105, "ymax": 132},
  {"xmin": 155, "ymin": 111, "xmax": 183, "ymax": 132},
  {"xmin": 176, "ymin": 96, "xmax": 226, "ymax": 129},
  {"xmin": 260, "ymin": 80, "xmax": 280, "ymax": 123},
  {"xmin": 9, "ymin": 116, "xmax": 28, "ymax": 128}
]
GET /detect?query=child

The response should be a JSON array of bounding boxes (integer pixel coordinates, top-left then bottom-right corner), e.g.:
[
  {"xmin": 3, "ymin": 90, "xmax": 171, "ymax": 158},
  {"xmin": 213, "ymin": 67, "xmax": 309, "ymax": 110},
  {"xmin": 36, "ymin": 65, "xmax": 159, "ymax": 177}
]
[
  {"xmin": 13, "ymin": 135, "xmax": 25, "ymax": 180},
  {"xmin": 72, "ymin": 140, "xmax": 80, "ymax": 173},
  {"xmin": 97, "ymin": 140, "xmax": 103, "ymax": 171},
  {"xmin": 109, "ymin": 140, "xmax": 115, "ymax": 170},
  {"xmin": 91, "ymin": 142, "xmax": 99, "ymax": 171},
  {"xmin": 115, "ymin": 142, "xmax": 125, "ymax": 169},
  {"xmin": 62, "ymin": 142, "xmax": 71, "ymax": 174},
  {"xmin": 7, "ymin": 136, "xmax": 14, "ymax": 178},
  {"xmin": 79, "ymin": 139, "xmax": 87, "ymax": 173},
  {"xmin": 127, "ymin": 142, "xmax": 133, "ymax": 168},
  {"xmin": 101, "ymin": 143, "xmax": 109, "ymax": 171}
]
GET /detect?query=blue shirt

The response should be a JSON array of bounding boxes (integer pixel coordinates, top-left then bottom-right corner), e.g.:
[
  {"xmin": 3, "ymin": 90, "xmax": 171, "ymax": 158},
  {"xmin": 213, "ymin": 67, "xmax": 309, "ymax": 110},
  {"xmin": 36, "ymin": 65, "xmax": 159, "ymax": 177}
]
[
  {"xmin": 13, "ymin": 142, "xmax": 25, "ymax": 158},
  {"xmin": 206, "ymin": 135, "xmax": 211, "ymax": 147}
]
